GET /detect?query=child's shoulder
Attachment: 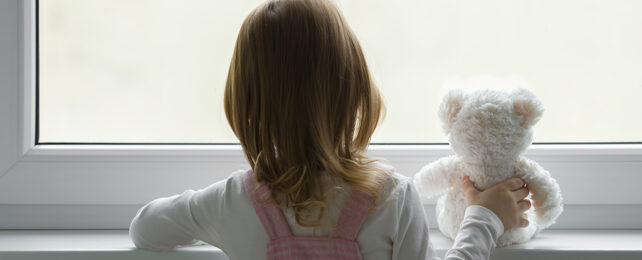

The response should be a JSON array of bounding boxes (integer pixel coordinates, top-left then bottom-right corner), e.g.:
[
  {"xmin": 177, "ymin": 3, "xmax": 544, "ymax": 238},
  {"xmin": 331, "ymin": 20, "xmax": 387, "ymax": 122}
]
[
  {"xmin": 195, "ymin": 168, "xmax": 251, "ymax": 201},
  {"xmin": 371, "ymin": 161, "xmax": 410, "ymax": 186},
  {"xmin": 225, "ymin": 168, "xmax": 252, "ymax": 192},
  {"xmin": 370, "ymin": 161, "xmax": 416, "ymax": 206},
  {"xmin": 222, "ymin": 164, "xmax": 415, "ymax": 206},
  {"xmin": 228, "ymin": 168, "xmax": 250, "ymax": 181}
]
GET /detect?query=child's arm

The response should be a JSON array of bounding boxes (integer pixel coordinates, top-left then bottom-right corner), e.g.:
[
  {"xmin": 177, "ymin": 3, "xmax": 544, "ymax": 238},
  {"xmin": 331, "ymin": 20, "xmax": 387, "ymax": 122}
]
[
  {"xmin": 129, "ymin": 190, "xmax": 204, "ymax": 250},
  {"xmin": 444, "ymin": 205, "xmax": 505, "ymax": 259},
  {"xmin": 392, "ymin": 178, "xmax": 440, "ymax": 260},
  {"xmin": 397, "ymin": 176, "xmax": 504, "ymax": 260},
  {"xmin": 413, "ymin": 156, "xmax": 459, "ymax": 200},
  {"xmin": 129, "ymin": 179, "xmax": 228, "ymax": 251},
  {"xmin": 515, "ymin": 157, "xmax": 564, "ymax": 229}
]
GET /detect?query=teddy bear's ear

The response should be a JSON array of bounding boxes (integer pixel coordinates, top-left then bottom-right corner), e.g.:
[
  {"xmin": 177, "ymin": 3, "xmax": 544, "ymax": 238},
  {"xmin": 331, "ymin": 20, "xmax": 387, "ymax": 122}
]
[
  {"xmin": 439, "ymin": 89, "xmax": 465, "ymax": 133},
  {"xmin": 512, "ymin": 88, "xmax": 544, "ymax": 127}
]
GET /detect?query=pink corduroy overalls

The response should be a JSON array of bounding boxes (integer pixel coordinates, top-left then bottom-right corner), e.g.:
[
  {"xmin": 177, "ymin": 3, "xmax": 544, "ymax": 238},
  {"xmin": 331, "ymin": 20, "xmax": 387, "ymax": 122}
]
[{"xmin": 244, "ymin": 169, "xmax": 380, "ymax": 260}]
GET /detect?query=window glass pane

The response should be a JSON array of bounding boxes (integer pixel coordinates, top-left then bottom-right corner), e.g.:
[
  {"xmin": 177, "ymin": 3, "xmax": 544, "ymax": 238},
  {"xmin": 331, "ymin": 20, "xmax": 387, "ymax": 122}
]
[
  {"xmin": 39, "ymin": 0, "xmax": 642, "ymax": 143},
  {"xmin": 39, "ymin": 0, "xmax": 262, "ymax": 143}
]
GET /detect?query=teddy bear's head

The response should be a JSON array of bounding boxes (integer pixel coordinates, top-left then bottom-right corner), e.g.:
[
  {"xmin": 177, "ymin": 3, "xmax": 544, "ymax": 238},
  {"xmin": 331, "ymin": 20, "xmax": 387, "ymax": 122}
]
[{"xmin": 439, "ymin": 88, "xmax": 543, "ymax": 163}]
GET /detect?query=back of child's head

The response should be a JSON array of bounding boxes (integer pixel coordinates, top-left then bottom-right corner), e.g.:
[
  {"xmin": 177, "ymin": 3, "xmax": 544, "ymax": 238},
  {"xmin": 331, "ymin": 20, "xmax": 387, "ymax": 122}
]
[{"xmin": 224, "ymin": 0, "xmax": 386, "ymax": 227}]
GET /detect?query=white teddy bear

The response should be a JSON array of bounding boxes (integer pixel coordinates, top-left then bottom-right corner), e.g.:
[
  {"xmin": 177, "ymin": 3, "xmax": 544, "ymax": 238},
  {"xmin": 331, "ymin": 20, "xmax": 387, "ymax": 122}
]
[{"xmin": 414, "ymin": 88, "xmax": 563, "ymax": 246}]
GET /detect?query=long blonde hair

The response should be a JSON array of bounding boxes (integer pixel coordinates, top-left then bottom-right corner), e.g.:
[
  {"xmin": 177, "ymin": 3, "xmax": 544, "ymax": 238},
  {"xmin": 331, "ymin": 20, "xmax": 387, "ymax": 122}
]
[{"xmin": 224, "ymin": 0, "xmax": 387, "ymax": 227}]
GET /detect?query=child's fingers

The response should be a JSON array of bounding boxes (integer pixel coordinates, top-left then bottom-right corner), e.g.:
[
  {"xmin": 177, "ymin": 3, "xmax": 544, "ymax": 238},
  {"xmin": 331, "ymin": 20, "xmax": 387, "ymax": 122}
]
[
  {"xmin": 517, "ymin": 199, "xmax": 532, "ymax": 212},
  {"xmin": 502, "ymin": 178, "xmax": 525, "ymax": 191},
  {"xmin": 520, "ymin": 216, "xmax": 530, "ymax": 227},
  {"xmin": 461, "ymin": 176, "xmax": 481, "ymax": 195},
  {"xmin": 512, "ymin": 187, "xmax": 530, "ymax": 202}
]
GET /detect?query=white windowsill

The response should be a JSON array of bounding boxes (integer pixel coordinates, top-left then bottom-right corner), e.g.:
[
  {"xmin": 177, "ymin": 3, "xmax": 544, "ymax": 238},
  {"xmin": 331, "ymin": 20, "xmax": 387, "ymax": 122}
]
[{"xmin": 1, "ymin": 230, "xmax": 641, "ymax": 260}]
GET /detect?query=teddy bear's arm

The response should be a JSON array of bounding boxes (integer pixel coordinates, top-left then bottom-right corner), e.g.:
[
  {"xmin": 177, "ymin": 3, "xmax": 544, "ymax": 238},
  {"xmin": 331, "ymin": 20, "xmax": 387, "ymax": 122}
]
[
  {"xmin": 515, "ymin": 157, "xmax": 564, "ymax": 229},
  {"xmin": 413, "ymin": 156, "xmax": 460, "ymax": 200}
]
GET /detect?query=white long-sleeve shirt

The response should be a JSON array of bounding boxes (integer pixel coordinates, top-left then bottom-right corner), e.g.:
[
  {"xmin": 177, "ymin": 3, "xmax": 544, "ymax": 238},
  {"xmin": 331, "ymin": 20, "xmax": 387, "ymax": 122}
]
[{"xmin": 130, "ymin": 165, "xmax": 504, "ymax": 260}]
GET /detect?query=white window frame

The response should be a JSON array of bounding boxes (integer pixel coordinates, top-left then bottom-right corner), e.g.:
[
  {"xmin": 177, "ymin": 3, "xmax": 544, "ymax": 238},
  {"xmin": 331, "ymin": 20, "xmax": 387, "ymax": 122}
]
[{"xmin": 1, "ymin": 0, "xmax": 641, "ymax": 229}]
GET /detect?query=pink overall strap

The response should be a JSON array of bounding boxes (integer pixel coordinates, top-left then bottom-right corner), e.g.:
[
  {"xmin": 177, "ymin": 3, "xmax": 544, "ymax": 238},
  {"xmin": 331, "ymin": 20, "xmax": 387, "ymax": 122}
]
[
  {"xmin": 244, "ymin": 170, "xmax": 293, "ymax": 239},
  {"xmin": 330, "ymin": 190, "xmax": 374, "ymax": 241},
  {"xmin": 330, "ymin": 174, "xmax": 387, "ymax": 241}
]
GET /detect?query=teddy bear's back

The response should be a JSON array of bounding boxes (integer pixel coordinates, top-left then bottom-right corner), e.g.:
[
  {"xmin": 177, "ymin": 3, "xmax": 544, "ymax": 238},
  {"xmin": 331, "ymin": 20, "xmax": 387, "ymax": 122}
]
[{"xmin": 456, "ymin": 159, "xmax": 524, "ymax": 191}]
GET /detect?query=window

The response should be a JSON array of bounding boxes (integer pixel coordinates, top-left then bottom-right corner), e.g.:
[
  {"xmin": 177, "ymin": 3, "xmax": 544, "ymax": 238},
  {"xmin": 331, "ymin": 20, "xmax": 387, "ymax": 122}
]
[
  {"xmin": 38, "ymin": 0, "xmax": 642, "ymax": 144},
  {"xmin": 37, "ymin": 0, "xmax": 256, "ymax": 143},
  {"xmin": 0, "ymin": 0, "xmax": 640, "ymax": 229}
]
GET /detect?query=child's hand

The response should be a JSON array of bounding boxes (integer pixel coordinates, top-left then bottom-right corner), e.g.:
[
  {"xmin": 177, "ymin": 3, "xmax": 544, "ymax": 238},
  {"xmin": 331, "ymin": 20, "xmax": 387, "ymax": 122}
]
[{"xmin": 461, "ymin": 176, "xmax": 531, "ymax": 231}]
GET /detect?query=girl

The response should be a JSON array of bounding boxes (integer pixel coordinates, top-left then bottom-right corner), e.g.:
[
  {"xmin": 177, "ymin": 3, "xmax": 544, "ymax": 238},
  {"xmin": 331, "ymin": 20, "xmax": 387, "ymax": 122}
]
[{"xmin": 129, "ymin": 0, "xmax": 531, "ymax": 259}]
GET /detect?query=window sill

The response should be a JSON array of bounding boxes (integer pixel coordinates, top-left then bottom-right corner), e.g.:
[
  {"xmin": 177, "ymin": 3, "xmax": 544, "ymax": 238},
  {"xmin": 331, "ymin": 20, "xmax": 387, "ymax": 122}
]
[{"xmin": 1, "ymin": 230, "xmax": 641, "ymax": 260}]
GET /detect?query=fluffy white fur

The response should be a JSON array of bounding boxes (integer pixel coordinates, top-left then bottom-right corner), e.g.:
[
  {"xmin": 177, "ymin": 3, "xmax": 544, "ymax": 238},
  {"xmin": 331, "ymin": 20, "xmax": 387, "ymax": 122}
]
[{"xmin": 414, "ymin": 86, "xmax": 563, "ymax": 247}]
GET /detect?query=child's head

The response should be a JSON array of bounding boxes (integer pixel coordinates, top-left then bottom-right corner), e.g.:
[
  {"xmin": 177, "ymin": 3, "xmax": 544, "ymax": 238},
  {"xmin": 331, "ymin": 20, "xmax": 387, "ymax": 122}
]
[{"xmin": 224, "ymin": 0, "xmax": 385, "ymax": 226}]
